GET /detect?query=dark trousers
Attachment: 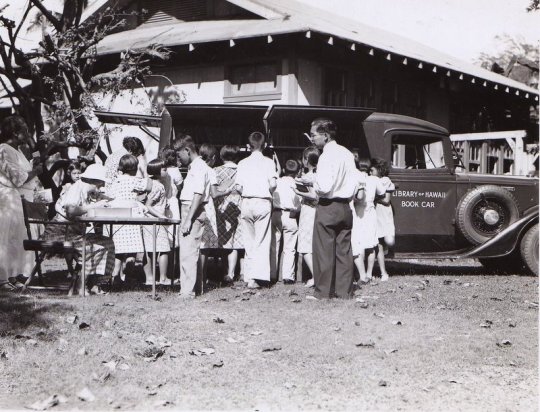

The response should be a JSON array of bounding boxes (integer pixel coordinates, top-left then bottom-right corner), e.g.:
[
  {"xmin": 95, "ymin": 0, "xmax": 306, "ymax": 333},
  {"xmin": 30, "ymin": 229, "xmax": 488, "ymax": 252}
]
[{"xmin": 312, "ymin": 200, "xmax": 354, "ymax": 299}]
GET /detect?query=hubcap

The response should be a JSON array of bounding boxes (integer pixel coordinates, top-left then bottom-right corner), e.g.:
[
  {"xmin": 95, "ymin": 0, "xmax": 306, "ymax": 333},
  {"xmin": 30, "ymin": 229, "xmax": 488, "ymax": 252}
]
[{"xmin": 483, "ymin": 209, "xmax": 500, "ymax": 225}]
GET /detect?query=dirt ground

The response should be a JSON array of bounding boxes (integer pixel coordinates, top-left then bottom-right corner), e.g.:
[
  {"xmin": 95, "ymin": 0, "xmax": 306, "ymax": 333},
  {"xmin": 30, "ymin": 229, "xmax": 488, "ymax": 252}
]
[{"xmin": 0, "ymin": 259, "xmax": 538, "ymax": 411}]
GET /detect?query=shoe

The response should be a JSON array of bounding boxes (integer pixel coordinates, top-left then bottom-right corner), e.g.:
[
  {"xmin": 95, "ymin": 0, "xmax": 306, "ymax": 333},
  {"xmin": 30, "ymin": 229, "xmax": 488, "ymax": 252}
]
[
  {"xmin": 0, "ymin": 282, "xmax": 16, "ymax": 292},
  {"xmin": 304, "ymin": 278, "xmax": 315, "ymax": 288},
  {"xmin": 247, "ymin": 280, "xmax": 260, "ymax": 289},
  {"xmin": 306, "ymin": 295, "xmax": 319, "ymax": 301},
  {"xmin": 179, "ymin": 293, "xmax": 195, "ymax": 300},
  {"xmin": 380, "ymin": 273, "xmax": 389, "ymax": 282},
  {"xmin": 90, "ymin": 285, "xmax": 108, "ymax": 295},
  {"xmin": 223, "ymin": 275, "xmax": 234, "ymax": 284},
  {"xmin": 283, "ymin": 279, "xmax": 295, "ymax": 285}
]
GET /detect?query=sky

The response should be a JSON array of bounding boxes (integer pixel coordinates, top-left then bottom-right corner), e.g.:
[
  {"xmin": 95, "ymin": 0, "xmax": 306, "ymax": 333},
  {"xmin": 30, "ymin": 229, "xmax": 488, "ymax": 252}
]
[
  {"xmin": 297, "ymin": 0, "xmax": 539, "ymax": 63},
  {"xmin": 1, "ymin": 0, "xmax": 539, "ymax": 63}
]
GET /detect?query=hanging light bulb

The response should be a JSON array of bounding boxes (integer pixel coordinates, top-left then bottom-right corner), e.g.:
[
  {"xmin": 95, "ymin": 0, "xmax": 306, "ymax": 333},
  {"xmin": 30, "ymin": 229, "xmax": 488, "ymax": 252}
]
[
  {"xmin": 188, "ymin": 44, "xmax": 195, "ymax": 51},
  {"xmin": 267, "ymin": 35, "xmax": 273, "ymax": 43},
  {"xmin": 229, "ymin": 39, "xmax": 235, "ymax": 47},
  {"xmin": 417, "ymin": 62, "xmax": 423, "ymax": 69},
  {"xmin": 369, "ymin": 48, "xmax": 374, "ymax": 56}
]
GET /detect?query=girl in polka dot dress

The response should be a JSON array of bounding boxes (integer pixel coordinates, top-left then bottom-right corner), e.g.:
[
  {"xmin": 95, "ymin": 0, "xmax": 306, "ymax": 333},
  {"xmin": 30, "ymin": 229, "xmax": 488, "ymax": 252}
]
[{"xmin": 106, "ymin": 154, "xmax": 152, "ymax": 281}]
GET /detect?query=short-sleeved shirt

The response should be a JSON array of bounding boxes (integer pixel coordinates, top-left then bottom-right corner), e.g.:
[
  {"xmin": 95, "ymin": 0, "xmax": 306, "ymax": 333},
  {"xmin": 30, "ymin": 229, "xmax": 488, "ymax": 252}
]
[
  {"xmin": 380, "ymin": 176, "xmax": 395, "ymax": 193},
  {"xmin": 272, "ymin": 176, "xmax": 301, "ymax": 210},
  {"xmin": 179, "ymin": 157, "xmax": 212, "ymax": 203},
  {"xmin": 236, "ymin": 151, "xmax": 278, "ymax": 199},
  {"xmin": 106, "ymin": 174, "xmax": 148, "ymax": 203}
]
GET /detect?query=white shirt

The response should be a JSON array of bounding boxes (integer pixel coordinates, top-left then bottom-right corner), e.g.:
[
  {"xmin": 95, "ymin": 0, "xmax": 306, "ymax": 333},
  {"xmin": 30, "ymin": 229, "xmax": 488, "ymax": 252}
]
[
  {"xmin": 272, "ymin": 176, "xmax": 301, "ymax": 210},
  {"xmin": 179, "ymin": 157, "xmax": 212, "ymax": 203},
  {"xmin": 236, "ymin": 151, "xmax": 278, "ymax": 199},
  {"xmin": 314, "ymin": 140, "xmax": 357, "ymax": 199}
]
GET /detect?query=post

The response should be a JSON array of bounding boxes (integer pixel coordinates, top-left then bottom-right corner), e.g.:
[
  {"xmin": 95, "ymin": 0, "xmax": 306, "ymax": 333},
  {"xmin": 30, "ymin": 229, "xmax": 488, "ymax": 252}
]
[
  {"xmin": 81, "ymin": 232, "xmax": 86, "ymax": 297},
  {"xmin": 152, "ymin": 223, "xmax": 157, "ymax": 299}
]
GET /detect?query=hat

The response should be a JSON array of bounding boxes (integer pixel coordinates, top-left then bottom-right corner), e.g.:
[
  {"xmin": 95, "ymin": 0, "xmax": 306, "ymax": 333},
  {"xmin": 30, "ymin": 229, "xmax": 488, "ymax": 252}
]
[{"xmin": 80, "ymin": 164, "xmax": 108, "ymax": 183}]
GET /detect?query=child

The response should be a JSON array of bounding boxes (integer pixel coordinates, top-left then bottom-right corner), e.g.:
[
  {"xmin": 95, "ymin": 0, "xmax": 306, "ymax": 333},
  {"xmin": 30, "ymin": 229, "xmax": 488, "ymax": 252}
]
[
  {"xmin": 55, "ymin": 161, "xmax": 83, "ymax": 215},
  {"xmin": 142, "ymin": 158, "xmax": 171, "ymax": 285},
  {"xmin": 177, "ymin": 138, "xmax": 213, "ymax": 299},
  {"xmin": 106, "ymin": 154, "xmax": 152, "ymax": 282},
  {"xmin": 235, "ymin": 132, "xmax": 278, "ymax": 289},
  {"xmin": 351, "ymin": 158, "xmax": 386, "ymax": 283},
  {"xmin": 159, "ymin": 146, "xmax": 182, "ymax": 283},
  {"xmin": 293, "ymin": 146, "xmax": 320, "ymax": 288},
  {"xmin": 271, "ymin": 159, "xmax": 301, "ymax": 284},
  {"xmin": 371, "ymin": 158, "xmax": 396, "ymax": 281},
  {"xmin": 213, "ymin": 145, "xmax": 243, "ymax": 283}
]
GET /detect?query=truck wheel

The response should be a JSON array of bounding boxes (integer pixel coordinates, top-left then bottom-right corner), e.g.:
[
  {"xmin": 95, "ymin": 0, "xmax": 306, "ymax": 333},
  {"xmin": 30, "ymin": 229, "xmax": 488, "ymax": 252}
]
[
  {"xmin": 456, "ymin": 185, "xmax": 519, "ymax": 245},
  {"xmin": 520, "ymin": 223, "xmax": 538, "ymax": 276}
]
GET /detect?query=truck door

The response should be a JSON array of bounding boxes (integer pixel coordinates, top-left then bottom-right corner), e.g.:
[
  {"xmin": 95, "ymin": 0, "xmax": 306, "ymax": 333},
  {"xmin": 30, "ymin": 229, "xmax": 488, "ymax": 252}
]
[
  {"xmin": 264, "ymin": 105, "xmax": 373, "ymax": 162},
  {"xmin": 164, "ymin": 104, "xmax": 268, "ymax": 152},
  {"xmin": 387, "ymin": 130, "xmax": 459, "ymax": 253}
]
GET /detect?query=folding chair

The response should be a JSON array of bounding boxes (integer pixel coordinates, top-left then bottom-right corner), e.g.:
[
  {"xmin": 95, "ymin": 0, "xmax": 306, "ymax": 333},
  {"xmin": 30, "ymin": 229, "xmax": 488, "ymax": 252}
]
[{"xmin": 20, "ymin": 195, "xmax": 78, "ymax": 292}]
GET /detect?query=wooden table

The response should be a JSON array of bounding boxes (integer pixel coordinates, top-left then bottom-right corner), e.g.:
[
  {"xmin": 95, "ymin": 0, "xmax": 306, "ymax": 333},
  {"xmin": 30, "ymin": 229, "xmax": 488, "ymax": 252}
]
[{"xmin": 76, "ymin": 216, "xmax": 181, "ymax": 298}]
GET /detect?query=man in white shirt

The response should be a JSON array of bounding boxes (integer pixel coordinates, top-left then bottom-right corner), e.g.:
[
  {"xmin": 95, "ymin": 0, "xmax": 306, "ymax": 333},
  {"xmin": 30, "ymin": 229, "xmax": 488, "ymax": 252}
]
[
  {"xmin": 177, "ymin": 138, "xmax": 211, "ymax": 298},
  {"xmin": 308, "ymin": 118, "xmax": 357, "ymax": 299},
  {"xmin": 271, "ymin": 159, "xmax": 301, "ymax": 284},
  {"xmin": 235, "ymin": 132, "xmax": 278, "ymax": 289}
]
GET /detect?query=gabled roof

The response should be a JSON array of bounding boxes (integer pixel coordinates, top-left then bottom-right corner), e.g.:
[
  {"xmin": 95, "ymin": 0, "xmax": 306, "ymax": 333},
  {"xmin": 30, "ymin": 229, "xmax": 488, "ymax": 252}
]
[{"xmin": 94, "ymin": 0, "xmax": 539, "ymax": 96}]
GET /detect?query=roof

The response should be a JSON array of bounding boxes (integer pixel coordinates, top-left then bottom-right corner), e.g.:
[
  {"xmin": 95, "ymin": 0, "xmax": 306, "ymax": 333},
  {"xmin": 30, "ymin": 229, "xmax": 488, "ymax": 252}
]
[{"xmin": 94, "ymin": 0, "xmax": 539, "ymax": 96}]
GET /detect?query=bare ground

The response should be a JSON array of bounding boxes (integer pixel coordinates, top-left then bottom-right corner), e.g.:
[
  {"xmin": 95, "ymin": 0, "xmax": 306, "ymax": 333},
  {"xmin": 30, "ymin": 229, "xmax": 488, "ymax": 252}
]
[{"xmin": 0, "ymin": 259, "xmax": 538, "ymax": 411}]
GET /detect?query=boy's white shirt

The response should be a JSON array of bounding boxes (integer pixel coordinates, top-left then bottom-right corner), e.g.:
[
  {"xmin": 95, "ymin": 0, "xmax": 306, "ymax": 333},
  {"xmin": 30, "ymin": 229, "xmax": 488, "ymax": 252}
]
[
  {"xmin": 272, "ymin": 175, "xmax": 301, "ymax": 210},
  {"xmin": 236, "ymin": 151, "xmax": 278, "ymax": 199}
]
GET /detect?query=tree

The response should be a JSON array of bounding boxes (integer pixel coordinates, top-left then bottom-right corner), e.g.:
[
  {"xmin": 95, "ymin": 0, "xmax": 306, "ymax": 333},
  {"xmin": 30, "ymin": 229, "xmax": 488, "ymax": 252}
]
[
  {"xmin": 526, "ymin": 0, "xmax": 539, "ymax": 12},
  {"xmin": 0, "ymin": 0, "xmax": 172, "ymax": 192},
  {"xmin": 476, "ymin": 35, "xmax": 539, "ymax": 89}
]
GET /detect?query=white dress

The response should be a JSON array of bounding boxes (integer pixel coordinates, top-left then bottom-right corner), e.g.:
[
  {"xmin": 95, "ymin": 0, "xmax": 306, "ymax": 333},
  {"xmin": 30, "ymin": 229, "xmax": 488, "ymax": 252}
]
[
  {"xmin": 0, "ymin": 144, "xmax": 41, "ymax": 282},
  {"xmin": 297, "ymin": 171, "xmax": 317, "ymax": 254},
  {"xmin": 351, "ymin": 172, "xmax": 385, "ymax": 256},
  {"xmin": 376, "ymin": 176, "xmax": 396, "ymax": 238},
  {"xmin": 163, "ymin": 167, "xmax": 183, "ymax": 246}
]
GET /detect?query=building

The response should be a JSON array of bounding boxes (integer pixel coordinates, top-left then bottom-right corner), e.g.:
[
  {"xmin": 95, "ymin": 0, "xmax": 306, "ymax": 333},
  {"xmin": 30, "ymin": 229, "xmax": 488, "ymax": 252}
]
[{"xmin": 87, "ymin": 0, "xmax": 539, "ymax": 173}]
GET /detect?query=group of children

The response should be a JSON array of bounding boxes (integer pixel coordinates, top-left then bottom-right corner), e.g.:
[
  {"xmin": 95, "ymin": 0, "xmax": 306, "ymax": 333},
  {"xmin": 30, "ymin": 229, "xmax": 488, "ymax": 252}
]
[
  {"xmin": 270, "ymin": 150, "xmax": 396, "ymax": 287},
  {"xmin": 50, "ymin": 132, "xmax": 396, "ymax": 295}
]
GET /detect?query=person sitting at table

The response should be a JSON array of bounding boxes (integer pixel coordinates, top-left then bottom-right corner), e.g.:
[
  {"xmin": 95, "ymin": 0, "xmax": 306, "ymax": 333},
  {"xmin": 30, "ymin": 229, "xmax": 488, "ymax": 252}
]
[
  {"xmin": 41, "ymin": 164, "xmax": 115, "ymax": 295},
  {"xmin": 105, "ymin": 154, "xmax": 153, "ymax": 283},
  {"xmin": 142, "ymin": 158, "xmax": 170, "ymax": 286}
]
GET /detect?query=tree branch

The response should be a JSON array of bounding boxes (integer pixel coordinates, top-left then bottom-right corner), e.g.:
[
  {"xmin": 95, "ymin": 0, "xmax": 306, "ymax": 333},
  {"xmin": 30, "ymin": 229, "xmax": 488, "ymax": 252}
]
[{"xmin": 28, "ymin": 0, "xmax": 61, "ymax": 31}]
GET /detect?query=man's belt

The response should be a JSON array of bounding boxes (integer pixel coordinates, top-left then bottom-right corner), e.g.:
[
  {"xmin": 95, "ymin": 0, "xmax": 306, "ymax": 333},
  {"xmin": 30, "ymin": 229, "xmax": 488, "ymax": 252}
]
[{"xmin": 318, "ymin": 197, "xmax": 351, "ymax": 205}]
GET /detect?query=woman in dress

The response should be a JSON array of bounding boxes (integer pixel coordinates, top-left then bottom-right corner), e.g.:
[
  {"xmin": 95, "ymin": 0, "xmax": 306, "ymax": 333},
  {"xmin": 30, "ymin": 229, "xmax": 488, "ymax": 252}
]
[
  {"xmin": 293, "ymin": 146, "xmax": 320, "ymax": 287},
  {"xmin": 212, "ymin": 145, "xmax": 243, "ymax": 283},
  {"xmin": 0, "ymin": 116, "xmax": 43, "ymax": 291}
]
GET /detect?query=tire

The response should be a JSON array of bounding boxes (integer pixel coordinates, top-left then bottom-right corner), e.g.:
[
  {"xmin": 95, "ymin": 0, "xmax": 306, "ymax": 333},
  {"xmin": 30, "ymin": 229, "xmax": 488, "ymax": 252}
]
[
  {"xmin": 520, "ymin": 223, "xmax": 539, "ymax": 276},
  {"xmin": 456, "ymin": 185, "xmax": 519, "ymax": 245}
]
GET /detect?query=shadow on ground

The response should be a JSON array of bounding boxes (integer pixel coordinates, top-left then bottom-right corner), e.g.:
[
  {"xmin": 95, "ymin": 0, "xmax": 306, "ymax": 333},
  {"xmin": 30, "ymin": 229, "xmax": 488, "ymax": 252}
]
[{"xmin": 0, "ymin": 294, "xmax": 73, "ymax": 336}]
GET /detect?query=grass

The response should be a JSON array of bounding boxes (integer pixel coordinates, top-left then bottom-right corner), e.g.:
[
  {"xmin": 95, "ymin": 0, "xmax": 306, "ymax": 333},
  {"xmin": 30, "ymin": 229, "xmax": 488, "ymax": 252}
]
[{"xmin": 0, "ymin": 259, "xmax": 537, "ymax": 411}]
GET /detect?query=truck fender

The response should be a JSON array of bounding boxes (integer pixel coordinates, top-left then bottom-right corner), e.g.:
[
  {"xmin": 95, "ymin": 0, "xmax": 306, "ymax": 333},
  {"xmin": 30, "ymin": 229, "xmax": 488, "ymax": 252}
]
[{"xmin": 464, "ymin": 207, "xmax": 539, "ymax": 259}]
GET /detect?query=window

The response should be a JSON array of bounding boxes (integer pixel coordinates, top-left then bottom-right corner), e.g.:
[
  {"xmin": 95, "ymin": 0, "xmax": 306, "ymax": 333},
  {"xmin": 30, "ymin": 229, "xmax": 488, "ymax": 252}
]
[
  {"xmin": 324, "ymin": 68, "xmax": 347, "ymax": 106},
  {"xmin": 391, "ymin": 134, "xmax": 446, "ymax": 169},
  {"xmin": 224, "ymin": 62, "xmax": 281, "ymax": 103}
]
